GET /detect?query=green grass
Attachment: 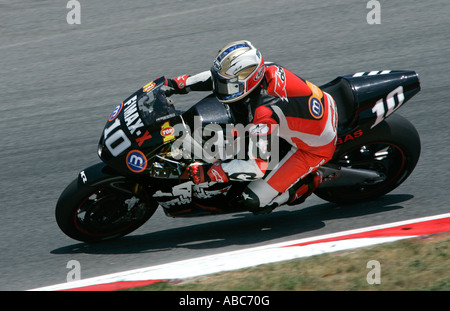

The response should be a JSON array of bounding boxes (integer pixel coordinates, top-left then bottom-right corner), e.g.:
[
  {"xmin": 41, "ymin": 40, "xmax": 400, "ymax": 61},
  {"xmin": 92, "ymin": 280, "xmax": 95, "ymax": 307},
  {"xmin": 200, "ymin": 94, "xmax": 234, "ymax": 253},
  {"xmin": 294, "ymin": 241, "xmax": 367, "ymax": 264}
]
[{"xmin": 126, "ymin": 233, "xmax": 450, "ymax": 291}]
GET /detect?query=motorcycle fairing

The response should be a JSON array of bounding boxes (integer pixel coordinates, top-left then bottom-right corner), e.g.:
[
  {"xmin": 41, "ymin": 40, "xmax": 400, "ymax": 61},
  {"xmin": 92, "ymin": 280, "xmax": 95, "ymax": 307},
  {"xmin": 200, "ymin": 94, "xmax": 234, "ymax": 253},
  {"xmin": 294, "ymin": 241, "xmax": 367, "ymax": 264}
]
[
  {"xmin": 321, "ymin": 70, "xmax": 421, "ymax": 136},
  {"xmin": 98, "ymin": 77, "xmax": 187, "ymax": 177}
]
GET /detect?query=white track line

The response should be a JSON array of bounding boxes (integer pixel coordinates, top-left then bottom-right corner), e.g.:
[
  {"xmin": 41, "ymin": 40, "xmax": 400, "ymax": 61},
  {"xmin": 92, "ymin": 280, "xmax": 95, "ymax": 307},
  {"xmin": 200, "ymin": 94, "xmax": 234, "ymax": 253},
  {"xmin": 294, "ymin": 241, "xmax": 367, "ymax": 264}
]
[{"xmin": 30, "ymin": 213, "xmax": 450, "ymax": 291}]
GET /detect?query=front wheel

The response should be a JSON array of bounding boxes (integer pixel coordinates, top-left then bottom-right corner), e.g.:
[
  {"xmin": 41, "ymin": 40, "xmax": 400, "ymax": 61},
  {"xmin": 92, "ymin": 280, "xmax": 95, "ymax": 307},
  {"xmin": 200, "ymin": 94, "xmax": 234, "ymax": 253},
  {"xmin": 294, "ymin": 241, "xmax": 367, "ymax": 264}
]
[
  {"xmin": 55, "ymin": 176, "xmax": 157, "ymax": 242},
  {"xmin": 315, "ymin": 114, "xmax": 421, "ymax": 204}
]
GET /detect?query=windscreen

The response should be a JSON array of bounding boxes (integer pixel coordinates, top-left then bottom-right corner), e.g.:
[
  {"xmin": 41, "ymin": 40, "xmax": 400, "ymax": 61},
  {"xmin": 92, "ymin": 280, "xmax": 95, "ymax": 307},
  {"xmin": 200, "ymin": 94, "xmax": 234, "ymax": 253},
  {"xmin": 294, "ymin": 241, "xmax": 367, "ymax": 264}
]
[{"xmin": 138, "ymin": 83, "xmax": 177, "ymax": 126}]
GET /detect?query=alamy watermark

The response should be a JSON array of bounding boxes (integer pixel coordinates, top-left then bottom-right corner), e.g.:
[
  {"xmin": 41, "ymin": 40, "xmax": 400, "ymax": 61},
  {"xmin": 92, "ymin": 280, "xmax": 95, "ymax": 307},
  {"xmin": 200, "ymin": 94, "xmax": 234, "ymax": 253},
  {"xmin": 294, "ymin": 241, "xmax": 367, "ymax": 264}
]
[
  {"xmin": 66, "ymin": 1, "xmax": 380, "ymax": 26},
  {"xmin": 64, "ymin": 259, "xmax": 380, "ymax": 285},
  {"xmin": 168, "ymin": 116, "xmax": 281, "ymax": 169},
  {"xmin": 367, "ymin": 0, "xmax": 381, "ymax": 24},
  {"xmin": 366, "ymin": 260, "xmax": 381, "ymax": 284},
  {"xmin": 66, "ymin": 260, "xmax": 81, "ymax": 282},
  {"xmin": 66, "ymin": 0, "xmax": 81, "ymax": 25}
]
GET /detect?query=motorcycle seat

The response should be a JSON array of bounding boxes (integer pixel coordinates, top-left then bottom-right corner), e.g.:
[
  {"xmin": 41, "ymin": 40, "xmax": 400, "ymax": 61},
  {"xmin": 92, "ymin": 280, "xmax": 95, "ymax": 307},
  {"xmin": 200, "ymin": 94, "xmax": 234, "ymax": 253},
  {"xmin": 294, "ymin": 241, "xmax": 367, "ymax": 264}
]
[{"xmin": 321, "ymin": 77, "xmax": 356, "ymax": 130}]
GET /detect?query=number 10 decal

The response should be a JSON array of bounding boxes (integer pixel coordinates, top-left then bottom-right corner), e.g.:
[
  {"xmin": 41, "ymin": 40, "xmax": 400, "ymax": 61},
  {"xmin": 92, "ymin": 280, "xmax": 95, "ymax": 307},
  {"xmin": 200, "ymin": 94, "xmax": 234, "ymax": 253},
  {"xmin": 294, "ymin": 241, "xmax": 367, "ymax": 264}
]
[
  {"xmin": 371, "ymin": 86, "xmax": 405, "ymax": 128},
  {"xmin": 104, "ymin": 118, "xmax": 132, "ymax": 157}
]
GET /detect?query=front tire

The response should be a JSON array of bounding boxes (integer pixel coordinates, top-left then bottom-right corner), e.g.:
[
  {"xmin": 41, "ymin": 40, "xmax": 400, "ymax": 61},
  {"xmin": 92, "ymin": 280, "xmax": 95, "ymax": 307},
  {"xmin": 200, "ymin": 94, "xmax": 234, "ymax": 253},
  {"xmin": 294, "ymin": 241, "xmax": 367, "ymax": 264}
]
[
  {"xmin": 315, "ymin": 114, "xmax": 421, "ymax": 204},
  {"xmin": 55, "ymin": 177, "xmax": 157, "ymax": 242}
]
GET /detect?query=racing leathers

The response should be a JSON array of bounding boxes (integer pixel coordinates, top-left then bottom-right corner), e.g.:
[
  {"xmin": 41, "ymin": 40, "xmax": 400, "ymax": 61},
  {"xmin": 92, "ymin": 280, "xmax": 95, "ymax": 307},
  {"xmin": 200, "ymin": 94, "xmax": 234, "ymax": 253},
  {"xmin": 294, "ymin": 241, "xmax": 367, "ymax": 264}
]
[{"xmin": 166, "ymin": 63, "xmax": 338, "ymax": 214}]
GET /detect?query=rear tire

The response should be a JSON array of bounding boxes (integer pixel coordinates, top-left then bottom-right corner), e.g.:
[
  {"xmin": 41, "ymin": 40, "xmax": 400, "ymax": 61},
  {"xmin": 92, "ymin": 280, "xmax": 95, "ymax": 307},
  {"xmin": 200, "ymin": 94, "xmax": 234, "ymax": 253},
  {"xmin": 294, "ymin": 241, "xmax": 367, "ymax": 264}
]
[
  {"xmin": 314, "ymin": 114, "xmax": 421, "ymax": 204},
  {"xmin": 55, "ymin": 177, "xmax": 157, "ymax": 242}
]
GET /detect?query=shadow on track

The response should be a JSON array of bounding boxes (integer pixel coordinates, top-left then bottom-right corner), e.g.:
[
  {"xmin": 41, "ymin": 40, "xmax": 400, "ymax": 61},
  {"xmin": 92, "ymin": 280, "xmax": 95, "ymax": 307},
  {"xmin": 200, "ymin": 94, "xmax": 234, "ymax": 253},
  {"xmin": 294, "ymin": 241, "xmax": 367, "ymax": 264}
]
[{"xmin": 51, "ymin": 194, "xmax": 413, "ymax": 255}]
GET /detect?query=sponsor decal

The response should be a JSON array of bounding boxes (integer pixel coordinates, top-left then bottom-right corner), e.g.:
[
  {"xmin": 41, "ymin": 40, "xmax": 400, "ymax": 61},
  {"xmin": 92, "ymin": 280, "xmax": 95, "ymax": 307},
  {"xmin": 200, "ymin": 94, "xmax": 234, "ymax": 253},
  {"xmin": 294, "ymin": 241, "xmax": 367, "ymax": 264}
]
[
  {"xmin": 273, "ymin": 66, "xmax": 288, "ymax": 102},
  {"xmin": 207, "ymin": 162, "xmax": 228, "ymax": 183},
  {"xmin": 209, "ymin": 168, "xmax": 224, "ymax": 182},
  {"xmin": 160, "ymin": 121, "xmax": 175, "ymax": 142},
  {"xmin": 136, "ymin": 130, "xmax": 152, "ymax": 147},
  {"xmin": 337, "ymin": 129, "xmax": 364, "ymax": 145},
  {"xmin": 306, "ymin": 80, "xmax": 324, "ymax": 119},
  {"xmin": 309, "ymin": 97, "xmax": 324, "ymax": 119},
  {"xmin": 253, "ymin": 64, "xmax": 264, "ymax": 81},
  {"xmin": 249, "ymin": 123, "xmax": 270, "ymax": 135},
  {"xmin": 143, "ymin": 81, "xmax": 156, "ymax": 93},
  {"xmin": 126, "ymin": 150, "xmax": 147, "ymax": 173},
  {"xmin": 153, "ymin": 181, "xmax": 192, "ymax": 208},
  {"xmin": 123, "ymin": 96, "xmax": 144, "ymax": 136},
  {"xmin": 123, "ymin": 95, "xmax": 137, "ymax": 107},
  {"xmin": 108, "ymin": 102, "xmax": 123, "ymax": 121}
]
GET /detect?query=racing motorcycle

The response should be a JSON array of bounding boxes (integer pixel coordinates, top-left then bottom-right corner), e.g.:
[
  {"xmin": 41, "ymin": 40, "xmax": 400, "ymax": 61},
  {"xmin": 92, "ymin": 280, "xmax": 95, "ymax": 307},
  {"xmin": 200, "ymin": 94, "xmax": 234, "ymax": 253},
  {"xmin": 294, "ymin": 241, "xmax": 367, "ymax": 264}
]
[{"xmin": 55, "ymin": 70, "xmax": 421, "ymax": 242}]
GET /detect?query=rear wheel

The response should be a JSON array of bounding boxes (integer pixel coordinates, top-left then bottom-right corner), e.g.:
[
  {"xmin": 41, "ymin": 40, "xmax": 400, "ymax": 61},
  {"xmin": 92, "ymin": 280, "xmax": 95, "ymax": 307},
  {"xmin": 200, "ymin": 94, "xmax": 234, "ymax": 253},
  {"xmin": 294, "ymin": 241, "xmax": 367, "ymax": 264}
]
[
  {"xmin": 55, "ymin": 177, "xmax": 157, "ymax": 242},
  {"xmin": 315, "ymin": 114, "xmax": 421, "ymax": 204}
]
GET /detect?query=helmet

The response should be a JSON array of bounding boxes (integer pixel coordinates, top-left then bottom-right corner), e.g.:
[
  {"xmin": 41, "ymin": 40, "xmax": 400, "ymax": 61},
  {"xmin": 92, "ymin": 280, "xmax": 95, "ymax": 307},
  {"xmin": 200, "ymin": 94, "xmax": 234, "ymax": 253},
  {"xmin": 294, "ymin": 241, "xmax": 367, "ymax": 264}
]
[{"xmin": 210, "ymin": 40, "xmax": 265, "ymax": 103}]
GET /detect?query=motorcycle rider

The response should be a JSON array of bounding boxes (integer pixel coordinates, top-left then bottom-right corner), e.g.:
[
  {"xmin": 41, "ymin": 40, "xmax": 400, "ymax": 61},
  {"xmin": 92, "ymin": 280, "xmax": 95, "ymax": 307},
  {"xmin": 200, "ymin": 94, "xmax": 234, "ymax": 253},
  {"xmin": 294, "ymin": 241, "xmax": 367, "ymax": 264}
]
[{"xmin": 165, "ymin": 40, "xmax": 338, "ymax": 214}]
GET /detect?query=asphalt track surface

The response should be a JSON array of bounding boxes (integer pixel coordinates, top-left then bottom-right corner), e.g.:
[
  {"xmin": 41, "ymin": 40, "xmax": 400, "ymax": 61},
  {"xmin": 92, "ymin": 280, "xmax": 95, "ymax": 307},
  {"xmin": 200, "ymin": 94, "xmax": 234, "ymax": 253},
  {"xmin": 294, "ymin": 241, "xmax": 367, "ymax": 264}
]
[{"xmin": 0, "ymin": 0, "xmax": 448, "ymax": 291}]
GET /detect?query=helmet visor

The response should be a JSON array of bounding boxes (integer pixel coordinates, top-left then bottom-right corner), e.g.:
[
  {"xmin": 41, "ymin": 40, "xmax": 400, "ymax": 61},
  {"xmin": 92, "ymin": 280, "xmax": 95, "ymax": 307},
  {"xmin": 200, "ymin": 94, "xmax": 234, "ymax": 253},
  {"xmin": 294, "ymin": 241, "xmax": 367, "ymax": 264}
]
[{"xmin": 211, "ymin": 70, "xmax": 245, "ymax": 101}]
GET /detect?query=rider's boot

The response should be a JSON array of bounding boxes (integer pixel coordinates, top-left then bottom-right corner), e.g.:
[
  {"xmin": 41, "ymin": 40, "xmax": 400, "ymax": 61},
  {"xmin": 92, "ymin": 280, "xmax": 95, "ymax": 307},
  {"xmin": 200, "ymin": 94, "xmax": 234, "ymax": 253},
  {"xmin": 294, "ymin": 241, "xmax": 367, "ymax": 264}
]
[{"xmin": 287, "ymin": 170, "xmax": 322, "ymax": 206}]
